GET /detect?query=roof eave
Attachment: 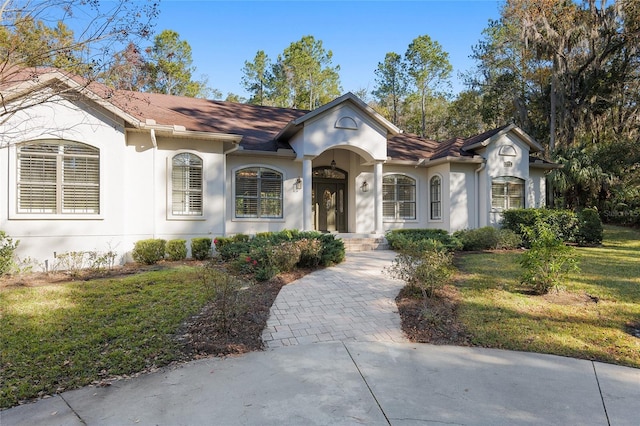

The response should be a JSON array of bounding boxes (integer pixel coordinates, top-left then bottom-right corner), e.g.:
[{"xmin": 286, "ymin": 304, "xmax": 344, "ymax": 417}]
[{"xmin": 421, "ymin": 156, "xmax": 485, "ymax": 167}]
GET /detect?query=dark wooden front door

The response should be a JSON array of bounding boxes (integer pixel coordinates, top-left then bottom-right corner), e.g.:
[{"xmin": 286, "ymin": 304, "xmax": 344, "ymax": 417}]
[{"xmin": 313, "ymin": 182, "xmax": 346, "ymax": 232}]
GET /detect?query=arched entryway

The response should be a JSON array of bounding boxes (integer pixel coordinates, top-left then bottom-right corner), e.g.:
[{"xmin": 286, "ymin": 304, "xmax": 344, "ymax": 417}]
[{"xmin": 312, "ymin": 167, "xmax": 347, "ymax": 232}]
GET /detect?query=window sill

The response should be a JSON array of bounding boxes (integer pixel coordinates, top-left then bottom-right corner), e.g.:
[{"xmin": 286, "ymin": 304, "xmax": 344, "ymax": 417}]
[
  {"xmin": 167, "ymin": 215, "xmax": 206, "ymax": 221},
  {"xmin": 383, "ymin": 219, "xmax": 418, "ymax": 223},
  {"xmin": 232, "ymin": 217, "xmax": 286, "ymax": 223},
  {"xmin": 9, "ymin": 213, "xmax": 104, "ymax": 221}
]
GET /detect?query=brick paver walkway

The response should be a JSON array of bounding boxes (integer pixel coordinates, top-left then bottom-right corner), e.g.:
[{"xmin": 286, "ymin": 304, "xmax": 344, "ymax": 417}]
[{"xmin": 262, "ymin": 250, "xmax": 407, "ymax": 348}]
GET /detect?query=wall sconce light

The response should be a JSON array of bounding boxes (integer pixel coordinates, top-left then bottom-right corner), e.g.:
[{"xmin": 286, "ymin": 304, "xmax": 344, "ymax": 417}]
[
  {"xmin": 330, "ymin": 150, "xmax": 336, "ymax": 170},
  {"xmin": 294, "ymin": 176, "xmax": 302, "ymax": 192},
  {"xmin": 361, "ymin": 180, "xmax": 369, "ymax": 192}
]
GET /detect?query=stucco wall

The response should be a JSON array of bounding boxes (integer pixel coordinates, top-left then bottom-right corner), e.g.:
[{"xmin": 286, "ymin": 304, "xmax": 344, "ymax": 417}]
[
  {"xmin": 1, "ymin": 95, "xmax": 133, "ymax": 265},
  {"xmin": 224, "ymin": 153, "xmax": 304, "ymax": 236}
]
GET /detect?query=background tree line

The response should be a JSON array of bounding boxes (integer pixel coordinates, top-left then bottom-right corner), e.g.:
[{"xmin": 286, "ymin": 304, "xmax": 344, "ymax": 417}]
[{"xmin": 2, "ymin": 0, "xmax": 638, "ymax": 216}]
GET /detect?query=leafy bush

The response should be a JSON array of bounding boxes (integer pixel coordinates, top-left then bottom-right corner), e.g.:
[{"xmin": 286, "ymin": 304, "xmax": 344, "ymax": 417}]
[
  {"xmin": 502, "ymin": 209, "xmax": 578, "ymax": 245},
  {"xmin": 496, "ymin": 229, "xmax": 523, "ymax": 249},
  {"xmin": 212, "ymin": 230, "xmax": 344, "ymax": 280},
  {"xmin": 575, "ymin": 208, "xmax": 603, "ymax": 246},
  {"xmin": 296, "ymin": 238, "xmax": 323, "ymax": 268},
  {"xmin": 191, "ymin": 238, "xmax": 212, "ymax": 260},
  {"xmin": 166, "ymin": 239, "xmax": 187, "ymax": 261},
  {"xmin": 454, "ymin": 227, "xmax": 500, "ymax": 251},
  {"xmin": 0, "ymin": 231, "xmax": 19, "ymax": 276},
  {"xmin": 215, "ymin": 235, "xmax": 252, "ymax": 261},
  {"xmin": 318, "ymin": 233, "xmax": 345, "ymax": 266},
  {"xmin": 385, "ymin": 239, "xmax": 454, "ymax": 298},
  {"xmin": 386, "ymin": 228, "xmax": 462, "ymax": 252},
  {"xmin": 132, "ymin": 239, "xmax": 166, "ymax": 265},
  {"xmin": 519, "ymin": 222, "xmax": 580, "ymax": 295},
  {"xmin": 270, "ymin": 241, "xmax": 302, "ymax": 272}
]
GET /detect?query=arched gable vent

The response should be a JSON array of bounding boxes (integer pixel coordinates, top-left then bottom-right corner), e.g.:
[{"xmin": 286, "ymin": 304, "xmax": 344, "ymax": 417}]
[
  {"xmin": 335, "ymin": 116, "xmax": 358, "ymax": 130},
  {"xmin": 499, "ymin": 145, "xmax": 517, "ymax": 157}
]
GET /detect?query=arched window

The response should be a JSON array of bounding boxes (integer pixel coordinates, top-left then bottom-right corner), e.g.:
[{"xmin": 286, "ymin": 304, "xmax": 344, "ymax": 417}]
[
  {"xmin": 492, "ymin": 177, "xmax": 525, "ymax": 211},
  {"xmin": 430, "ymin": 176, "xmax": 442, "ymax": 220},
  {"xmin": 383, "ymin": 174, "xmax": 416, "ymax": 220},
  {"xmin": 172, "ymin": 153, "xmax": 203, "ymax": 216},
  {"xmin": 17, "ymin": 140, "xmax": 100, "ymax": 214},
  {"xmin": 235, "ymin": 167, "xmax": 283, "ymax": 218}
]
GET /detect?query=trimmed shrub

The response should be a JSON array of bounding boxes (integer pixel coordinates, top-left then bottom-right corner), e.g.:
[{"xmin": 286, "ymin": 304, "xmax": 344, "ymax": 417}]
[
  {"xmin": 454, "ymin": 227, "xmax": 500, "ymax": 251},
  {"xmin": 502, "ymin": 208, "xmax": 578, "ymax": 245},
  {"xmin": 318, "ymin": 234, "xmax": 345, "ymax": 266},
  {"xmin": 132, "ymin": 239, "xmax": 166, "ymax": 265},
  {"xmin": 575, "ymin": 208, "xmax": 603, "ymax": 246},
  {"xmin": 0, "ymin": 231, "xmax": 19, "ymax": 276},
  {"xmin": 386, "ymin": 228, "xmax": 462, "ymax": 252},
  {"xmin": 191, "ymin": 237, "xmax": 212, "ymax": 260},
  {"xmin": 166, "ymin": 239, "xmax": 187, "ymax": 261}
]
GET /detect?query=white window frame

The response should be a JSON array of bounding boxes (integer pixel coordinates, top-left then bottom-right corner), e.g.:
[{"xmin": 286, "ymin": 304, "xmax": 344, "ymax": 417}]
[
  {"xmin": 167, "ymin": 152, "xmax": 205, "ymax": 220},
  {"xmin": 9, "ymin": 140, "xmax": 104, "ymax": 220},
  {"xmin": 491, "ymin": 176, "xmax": 525, "ymax": 212},
  {"xmin": 382, "ymin": 173, "xmax": 418, "ymax": 222},
  {"xmin": 232, "ymin": 165, "xmax": 285, "ymax": 221},
  {"xmin": 429, "ymin": 174, "xmax": 443, "ymax": 221}
]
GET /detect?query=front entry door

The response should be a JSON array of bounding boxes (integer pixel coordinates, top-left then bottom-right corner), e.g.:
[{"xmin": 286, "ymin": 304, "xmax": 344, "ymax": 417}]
[{"xmin": 314, "ymin": 182, "xmax": 346, "ymax": 232}]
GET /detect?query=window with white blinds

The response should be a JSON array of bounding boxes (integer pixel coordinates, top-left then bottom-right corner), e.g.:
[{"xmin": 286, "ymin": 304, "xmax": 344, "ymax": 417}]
[
  {"xmin": 172, "ymin": 153, "xmax": 203, "ymax": 216},
  {"xmin": 430, "ymin": 175, "xmax": 442, "ymax": 220},
  {"xmin": 17, "ymin": 141, "xmax": 100, "ymax": 214},
  {"xmin": 235, "ymin": 167, "xmax": 283, "ymax": 218},
  {"xmin": 383, "ymin": 174, "xmax": 416, "ymax": 220},
  {"xmin": 492, "ymin": 177, "xmax": 525, "ymax": 211}
]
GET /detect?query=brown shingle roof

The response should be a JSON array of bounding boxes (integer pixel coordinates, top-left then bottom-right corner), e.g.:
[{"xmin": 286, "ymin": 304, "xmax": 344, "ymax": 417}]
[
  {"xmin": 110, "ymin": 91, "xmax": 307, "ymax": 151},
  {"xmin": 2, "ymin": 68, "xmax": 526, "ymax": 160}
]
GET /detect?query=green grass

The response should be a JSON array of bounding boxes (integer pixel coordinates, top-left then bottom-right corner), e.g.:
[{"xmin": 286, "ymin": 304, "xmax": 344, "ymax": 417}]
[
  {"xmin": 0, "ymin": 266, "xmax": 214, "ymax": 409},
  {"xmin": 455, "ymin": 225, "xmax": 640, "ymax": 368}
]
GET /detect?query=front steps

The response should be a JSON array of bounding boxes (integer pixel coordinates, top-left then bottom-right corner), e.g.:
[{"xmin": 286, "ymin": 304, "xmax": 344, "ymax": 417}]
[{"xmin": 336, "ymin": 234, "xmax": 389, "ymax": 252}]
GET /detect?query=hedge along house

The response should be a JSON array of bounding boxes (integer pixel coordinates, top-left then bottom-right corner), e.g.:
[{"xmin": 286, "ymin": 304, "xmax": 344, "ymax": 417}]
[{"xmin": 0, "ymin": 69, "xmax": 558, "ymax": 265}]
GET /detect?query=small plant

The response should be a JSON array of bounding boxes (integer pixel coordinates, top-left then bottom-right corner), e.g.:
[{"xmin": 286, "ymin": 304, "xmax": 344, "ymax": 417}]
[
  {"xmin": 166, "ymin": 239, "xmax": 187, "ymax": 261},
  {"xmin": 0, "ymin": 231, "xmax": 19, "ymax": 276},
  {"xmin": 132, "ymin": 239, "xmax": 166, "ymax": 265},
  {"xmin": 200, "ymin": 261, "xmax": 244, "ymax": 335},
  {"xmin": 191, "ymin": 237, "xmax": 212, "ymax": 260},
  {"xmin": 55, "ymin": 251, "xmax": 89, "ymax": 276},
  {"xmin": 385, "ymin": 239, "xmax": 454, "ymax": 299},
  {"xmin": 519, "ymin": 222, "xmax": 580, "ymax": 295}
]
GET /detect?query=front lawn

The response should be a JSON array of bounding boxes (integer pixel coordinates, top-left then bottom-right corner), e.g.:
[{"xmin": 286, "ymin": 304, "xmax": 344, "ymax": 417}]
[
  {"xmin": 454, "ymin": 225, "xmax": 640, "ymax": 368},
  {"xmin": 0, "ymin": 263, "xmax": 298, "ymax": 410}
]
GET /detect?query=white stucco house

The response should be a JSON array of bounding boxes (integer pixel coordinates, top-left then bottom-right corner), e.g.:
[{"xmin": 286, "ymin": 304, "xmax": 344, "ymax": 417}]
[{"xmin": 0, "ymin": 70, "xmax": 558, "ymax": 265}]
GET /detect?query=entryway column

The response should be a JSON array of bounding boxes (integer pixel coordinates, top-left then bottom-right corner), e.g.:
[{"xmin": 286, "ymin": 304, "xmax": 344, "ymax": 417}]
[
  {"xmin": 302, "ymin": 156, "xmax": 313, "ymax": 231},
  {"xmin": 373, "ymin": 160, "xmax": 384, "ymax": 235}
]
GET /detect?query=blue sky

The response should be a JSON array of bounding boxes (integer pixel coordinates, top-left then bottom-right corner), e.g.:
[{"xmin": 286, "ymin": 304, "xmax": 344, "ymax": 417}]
[{"xmin": 154, "ymin": 1, "xmax": 504, "ymax": 99}]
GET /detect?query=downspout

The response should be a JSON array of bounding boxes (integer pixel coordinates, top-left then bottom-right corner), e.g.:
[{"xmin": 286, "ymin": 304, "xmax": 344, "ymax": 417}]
[
  {"xmin": 474, "ymin": 160, "xmax": 486, "ymax": 229},
  {"xmin": 222, "ymin": 143, "xmax": 241, "ymax": 237},
  {"xmin": 150, "ymin": 129, "xmax": 157, "ymax": 239}
]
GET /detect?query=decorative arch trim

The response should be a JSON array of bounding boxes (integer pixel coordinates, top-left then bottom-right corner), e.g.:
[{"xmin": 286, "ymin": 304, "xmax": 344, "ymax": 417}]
[{"xmin": 335, "ymin": 116, "xmax": 358, "ymax": 130}]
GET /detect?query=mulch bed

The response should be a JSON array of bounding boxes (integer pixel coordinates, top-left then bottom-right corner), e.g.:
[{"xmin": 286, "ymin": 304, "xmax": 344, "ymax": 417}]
[
  {"xmin": 174, "ymin": 269, "xmax": 311, "ymax": 359},
  {"xmin": 395, "ymin": 284, "xmax": 470, "ymax": 346}
]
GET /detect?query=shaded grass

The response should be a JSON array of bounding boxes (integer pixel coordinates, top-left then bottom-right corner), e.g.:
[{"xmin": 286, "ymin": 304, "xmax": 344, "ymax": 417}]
[
  {"xmin": 454, "ymin": 225, "xmax": 640, "ymax": 368},
  {"xmin": 0, "ymin": 266, "xmax": 213, "ymax": 409}
]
